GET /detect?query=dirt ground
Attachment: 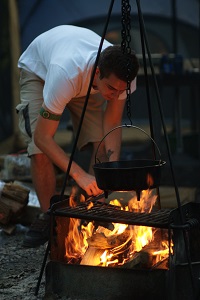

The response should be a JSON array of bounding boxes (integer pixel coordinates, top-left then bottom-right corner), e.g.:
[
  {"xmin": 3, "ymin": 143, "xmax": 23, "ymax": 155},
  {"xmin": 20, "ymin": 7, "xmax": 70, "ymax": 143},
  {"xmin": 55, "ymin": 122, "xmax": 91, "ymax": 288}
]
[
  {"xmin": 0, "ymin": 223, "xmax": 83, "ymax": 300},
  {"xmin": 0, "ymin": 224, "xmax": 47, "ymax": 300}
]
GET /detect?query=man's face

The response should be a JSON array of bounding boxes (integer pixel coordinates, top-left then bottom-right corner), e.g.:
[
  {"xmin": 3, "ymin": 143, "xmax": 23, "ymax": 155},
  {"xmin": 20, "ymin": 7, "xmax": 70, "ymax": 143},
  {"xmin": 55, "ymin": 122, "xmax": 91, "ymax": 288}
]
[{"xmin": 94, "ymin": 69, "xmax": 127, "ymax": 101}]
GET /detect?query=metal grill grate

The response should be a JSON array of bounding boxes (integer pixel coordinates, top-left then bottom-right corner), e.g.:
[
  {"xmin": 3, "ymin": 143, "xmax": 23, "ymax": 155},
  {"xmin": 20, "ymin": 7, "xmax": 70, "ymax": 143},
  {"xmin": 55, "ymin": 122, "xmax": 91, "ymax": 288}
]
[{"xmin": 52, "ymin": 201, "xmax": 172, "ymax": 228}]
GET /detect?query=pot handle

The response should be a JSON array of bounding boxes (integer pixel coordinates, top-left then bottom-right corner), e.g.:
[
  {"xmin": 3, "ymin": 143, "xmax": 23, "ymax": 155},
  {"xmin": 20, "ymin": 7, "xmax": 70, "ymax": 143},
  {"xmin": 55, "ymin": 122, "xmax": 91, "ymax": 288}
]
[{"xmin": 95, "ymin": 124, "xmax": 162, "ymax": 163}]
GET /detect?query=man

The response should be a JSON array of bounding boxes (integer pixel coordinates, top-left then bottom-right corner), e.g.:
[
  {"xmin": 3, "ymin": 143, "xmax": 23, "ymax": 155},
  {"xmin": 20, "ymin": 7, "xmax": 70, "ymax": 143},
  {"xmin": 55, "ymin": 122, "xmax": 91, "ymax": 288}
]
[{"xmin": 17, "ymin": 25, "xmax": 139, "ymax": 247}]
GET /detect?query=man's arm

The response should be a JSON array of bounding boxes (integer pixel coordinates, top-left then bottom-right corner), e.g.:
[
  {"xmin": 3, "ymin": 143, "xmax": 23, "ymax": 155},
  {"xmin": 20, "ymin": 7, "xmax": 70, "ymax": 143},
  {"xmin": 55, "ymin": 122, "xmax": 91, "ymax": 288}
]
[
  {"xmin": 34, "ymin": 104, "xmax": 102, "ymax": 196},
  {"xmin": 103, "ymin": 99, "xmax": 126, "ymax": 161}
]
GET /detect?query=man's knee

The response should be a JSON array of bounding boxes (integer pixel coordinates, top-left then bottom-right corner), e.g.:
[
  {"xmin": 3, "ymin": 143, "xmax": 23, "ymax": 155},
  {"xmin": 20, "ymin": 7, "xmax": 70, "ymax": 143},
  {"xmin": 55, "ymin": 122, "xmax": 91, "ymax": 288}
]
[{"xmin": 31, "ymin": 153, "xmax": 51, "ymax": 166}]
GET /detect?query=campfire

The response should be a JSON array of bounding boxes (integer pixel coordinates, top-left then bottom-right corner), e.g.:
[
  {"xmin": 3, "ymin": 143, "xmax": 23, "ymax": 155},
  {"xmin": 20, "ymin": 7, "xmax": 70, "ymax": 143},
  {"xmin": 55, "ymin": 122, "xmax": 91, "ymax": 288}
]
[
  {"xmin": 59, "ymin": 190, "xmax": 172, "ymax": 270},
  {"xmin": 44, "ymin": 193, "xmax": 200, "ymax": 300}
]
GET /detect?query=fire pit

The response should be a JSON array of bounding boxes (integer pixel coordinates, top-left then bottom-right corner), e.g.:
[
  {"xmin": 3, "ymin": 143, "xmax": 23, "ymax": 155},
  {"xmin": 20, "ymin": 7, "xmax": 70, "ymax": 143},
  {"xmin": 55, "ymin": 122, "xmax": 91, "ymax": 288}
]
[{"xmin": 43, "ymin": 193, "xmax": 200, "ymax": 300}]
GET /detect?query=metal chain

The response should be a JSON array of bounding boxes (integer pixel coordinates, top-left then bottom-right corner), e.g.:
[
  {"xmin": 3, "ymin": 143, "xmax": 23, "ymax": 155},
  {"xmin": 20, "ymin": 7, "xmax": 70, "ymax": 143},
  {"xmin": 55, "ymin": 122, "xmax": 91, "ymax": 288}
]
[{"xmin": 121, "ymin": 0, "xmax": 132, "ymax": 124}]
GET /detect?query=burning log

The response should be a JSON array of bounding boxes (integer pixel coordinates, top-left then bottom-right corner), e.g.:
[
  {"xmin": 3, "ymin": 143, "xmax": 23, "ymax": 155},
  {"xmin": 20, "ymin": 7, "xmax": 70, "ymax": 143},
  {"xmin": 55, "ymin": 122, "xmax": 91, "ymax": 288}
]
[
  {"xmin": 87, "ymin": 229, "xmax": 131, "ymax": 249},
  {"xmin": 80, "ymin": 247, "xmax": 105, "ymax": 266},
  {"xmin": 140, "ymin": 248, "xmax": 156, "ymax": 268},
  {"xmin": 122, "ymin": 252, "xmax": 141, "ymax": 269},
  {"xmin": 80, "ymin": 229, "xmax": 133, "ymax": 266},
  {"xmin": 139, "ymin": 239, "xmax": 168, "ymax": 269}
]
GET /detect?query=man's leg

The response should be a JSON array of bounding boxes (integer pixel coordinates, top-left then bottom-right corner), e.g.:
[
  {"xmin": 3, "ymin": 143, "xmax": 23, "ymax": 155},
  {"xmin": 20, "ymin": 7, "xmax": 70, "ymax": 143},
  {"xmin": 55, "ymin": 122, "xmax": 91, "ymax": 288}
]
[
  {"xmin": 31, "ymin": 153, "xmax": 57, "ymax": 212},
  {"xmin": 22, "ymin": 153, "xmax": 56, "ymax": 247},
  {"xmin": 17, "ymin": 69, "xmax": 54, "ymax": 247}
]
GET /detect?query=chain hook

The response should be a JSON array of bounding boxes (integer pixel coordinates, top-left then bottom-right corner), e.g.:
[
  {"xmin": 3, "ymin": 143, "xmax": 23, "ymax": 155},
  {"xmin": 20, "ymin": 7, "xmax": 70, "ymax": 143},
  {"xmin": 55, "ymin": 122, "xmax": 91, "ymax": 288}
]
[{"xmin": 121, "ymin": 0, "xmax": 132, "ymax": 125}]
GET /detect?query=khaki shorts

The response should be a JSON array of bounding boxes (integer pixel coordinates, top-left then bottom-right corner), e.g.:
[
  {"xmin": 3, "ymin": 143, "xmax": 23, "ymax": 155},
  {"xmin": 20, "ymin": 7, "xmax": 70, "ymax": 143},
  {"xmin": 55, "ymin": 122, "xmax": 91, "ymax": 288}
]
[{"xmin": 16, "ymin": 69, "xmax": 106, "ymax": 156}]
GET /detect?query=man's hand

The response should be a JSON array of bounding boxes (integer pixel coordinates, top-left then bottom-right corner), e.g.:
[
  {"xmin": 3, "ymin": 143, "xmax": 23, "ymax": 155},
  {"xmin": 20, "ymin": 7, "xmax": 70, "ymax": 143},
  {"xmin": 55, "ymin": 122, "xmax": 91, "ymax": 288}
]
[{"xmin": 75, "ymin": 173, "xmax": 103, "ymax": 196}]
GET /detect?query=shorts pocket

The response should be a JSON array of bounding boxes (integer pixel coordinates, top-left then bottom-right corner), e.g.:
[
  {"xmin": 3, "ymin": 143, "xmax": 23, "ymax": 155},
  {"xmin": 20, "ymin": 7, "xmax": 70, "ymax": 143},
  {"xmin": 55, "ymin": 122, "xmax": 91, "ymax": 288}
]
[{"xmin": 17, "ymin": 104, "xmax": 32, "ymax": 139}]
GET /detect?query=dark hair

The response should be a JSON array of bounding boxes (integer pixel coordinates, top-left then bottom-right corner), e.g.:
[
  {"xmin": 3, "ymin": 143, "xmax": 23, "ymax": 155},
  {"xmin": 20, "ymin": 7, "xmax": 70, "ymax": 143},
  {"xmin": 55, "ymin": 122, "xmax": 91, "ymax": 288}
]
[{"xmin": 98, "ymin": 45, "xmax": 139, "ymax": 82}]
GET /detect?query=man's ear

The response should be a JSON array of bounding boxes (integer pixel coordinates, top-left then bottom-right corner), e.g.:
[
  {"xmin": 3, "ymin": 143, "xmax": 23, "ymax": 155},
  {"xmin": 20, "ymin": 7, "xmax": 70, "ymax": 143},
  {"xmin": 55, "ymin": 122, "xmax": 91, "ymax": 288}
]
[
  {"xmin": 95, "ymin": 67, "xmax": 100, "ymax": 75},
  {"xmin": 93, "ymin": 67, "xmax": 100, "ymax": 84}
]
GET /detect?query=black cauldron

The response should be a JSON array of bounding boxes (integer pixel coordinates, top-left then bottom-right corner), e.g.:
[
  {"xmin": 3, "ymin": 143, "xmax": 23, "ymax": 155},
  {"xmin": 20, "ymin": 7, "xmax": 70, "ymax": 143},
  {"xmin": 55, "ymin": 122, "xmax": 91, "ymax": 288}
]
[
  {"xmin": 93, "ymin": 125, "xmax": 166, "ymax": 197},
  {"xmin": 93, "ymin": 159, "xmax": 166, "ymax": 192}
]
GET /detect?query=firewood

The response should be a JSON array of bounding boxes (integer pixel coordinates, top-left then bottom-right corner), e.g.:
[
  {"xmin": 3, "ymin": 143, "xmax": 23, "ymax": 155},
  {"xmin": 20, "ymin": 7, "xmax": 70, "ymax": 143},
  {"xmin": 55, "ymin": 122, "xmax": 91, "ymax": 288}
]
[
  {"xmin": 0, "ymin": 196, "xmax": 24, "ymax": 214},
  {"xmin": 80, "ymin": 247, "xmax": 105, "ymax": 266},
  {"xmin": 122, "ymin": 252, "xmax": 141, "ymax": 269},
  {"xmin": 87, "ymin": 230, "xmax": 131, "ymax": 250},
  {"xmin": 2, "ymin": 182, "xmax": 29, "ymax": 204},
  {"xmin": 140, "ymin": 249, "xmax": 154, "ymax": 268},
  {"xmin": 87, "ymin": 233, "xmax": 114, "ymax": 249},
  {"xmin": 140, "ymin": 244, "xmax": 161, "ymax": 268},
  {"xmin": 0, "ymin": 201, "xmax": 12, "ymax": 224},
  {"xmin": 0, "ymin": 224, "xmax": 16, "ymax": 235},
  {"xmin": 0, "ymin": 182, "xmax": 29, "ymax": 225}
]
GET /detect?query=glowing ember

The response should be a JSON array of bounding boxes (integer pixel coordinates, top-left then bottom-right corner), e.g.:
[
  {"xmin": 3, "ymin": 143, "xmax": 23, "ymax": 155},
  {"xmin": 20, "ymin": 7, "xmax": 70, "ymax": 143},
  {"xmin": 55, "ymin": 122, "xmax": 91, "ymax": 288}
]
[{"xmin": 65, "ymin": 190, "xmax": 171, "ymax": 267}]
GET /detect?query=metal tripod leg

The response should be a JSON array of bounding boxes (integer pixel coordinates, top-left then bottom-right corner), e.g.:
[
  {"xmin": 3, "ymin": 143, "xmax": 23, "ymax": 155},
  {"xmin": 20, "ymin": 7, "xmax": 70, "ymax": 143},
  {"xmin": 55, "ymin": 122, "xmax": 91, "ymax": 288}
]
[{"xmin": 34, "ymin": 240, "xmax": 50, "ymax": 296}]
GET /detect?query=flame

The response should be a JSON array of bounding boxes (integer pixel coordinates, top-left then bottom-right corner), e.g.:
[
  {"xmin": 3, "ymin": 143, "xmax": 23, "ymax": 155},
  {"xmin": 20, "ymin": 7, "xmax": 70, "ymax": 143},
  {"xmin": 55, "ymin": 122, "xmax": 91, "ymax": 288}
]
[
  {"xmin": 147, "ymin": 173, "xmax": 154, "ymax": 188},
  {"xmin": 65, "ymin": 194, "xmax": 94, "ymax": 262},
  {"xmin": 65, "ymin": 217, "xmax": 95, "ymax": 261},
  {"xmin": 128, "ymin": 189, "xmax": 157, "ymax": 213},
  {"xmin": 86, "ymin": 201, "xmax": 94, "ymax": 210},
  {"xmin": 132, "ymin": 226, "xmax": 153, "ymax": 252},
  {"xmin": 65, "ymin": 190, "xmax": 170, "ymax": 267},
  {"xmin": 153, "ymin": 241, "xmax": 174, "ymax": 262}
]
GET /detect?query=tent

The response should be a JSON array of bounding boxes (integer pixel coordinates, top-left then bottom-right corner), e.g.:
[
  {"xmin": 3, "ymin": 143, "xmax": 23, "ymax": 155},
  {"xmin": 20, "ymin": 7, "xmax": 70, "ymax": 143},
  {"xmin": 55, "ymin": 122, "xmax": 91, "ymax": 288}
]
[{"xmin": 18, "ymin": 0, "xmax": 199, "ymax": 55}]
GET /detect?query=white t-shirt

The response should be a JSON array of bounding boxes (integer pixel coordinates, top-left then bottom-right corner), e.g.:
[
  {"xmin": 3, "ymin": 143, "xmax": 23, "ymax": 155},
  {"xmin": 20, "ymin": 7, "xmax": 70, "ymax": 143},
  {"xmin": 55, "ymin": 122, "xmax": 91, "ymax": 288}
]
[{"xmin": 18, "ymin": 25, "xmax": 136, "ymax": 114}]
